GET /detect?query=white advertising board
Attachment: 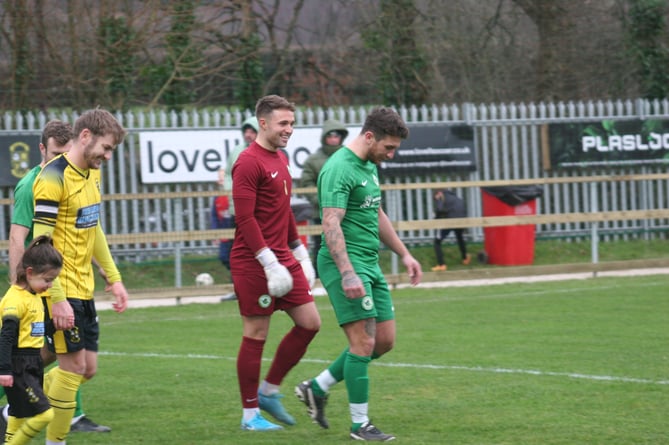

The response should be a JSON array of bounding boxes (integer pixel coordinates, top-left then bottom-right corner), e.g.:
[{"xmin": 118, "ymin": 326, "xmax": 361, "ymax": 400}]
[{"xmin": 139, "ymin": 127, "xmax": 359, "ymax": 184}]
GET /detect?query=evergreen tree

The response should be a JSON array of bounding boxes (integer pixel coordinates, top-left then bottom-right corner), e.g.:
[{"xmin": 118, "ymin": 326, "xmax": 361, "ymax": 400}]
[{"xmin": 626, "ymin": 0, "xmax": 669, "ymax": 99}]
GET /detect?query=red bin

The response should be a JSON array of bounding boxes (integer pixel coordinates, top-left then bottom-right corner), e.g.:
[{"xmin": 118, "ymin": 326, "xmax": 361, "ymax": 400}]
[{"xmin": 481, "ymin": 186, "xmax": 542, "ymax": 266}]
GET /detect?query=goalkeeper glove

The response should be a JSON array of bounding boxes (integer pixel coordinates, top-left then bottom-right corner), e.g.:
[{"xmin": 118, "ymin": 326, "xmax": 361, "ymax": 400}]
[
  {"xmin": 256, "ymin": 248, "xmax": 293, "ymax": 297},
  {"xmin": 292, "ymin": 243, "xmax": 316, "ymax": 288}
]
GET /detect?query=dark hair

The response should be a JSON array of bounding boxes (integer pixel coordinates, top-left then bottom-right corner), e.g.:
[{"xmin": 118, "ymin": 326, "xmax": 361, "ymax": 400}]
[
  {"xmin": 255, "ymin": 95, "xmax": 296, "ymax": 119},
  {"xmin": 14, "ymin": 235, "xmax": 63, "ymax": 285},
  {"xmin": 362, "ymin": 107, "xmax": 410, "ymax": 141},
  {"xmin": 41, "ymin": 120, "xmax": 73, "ymax": 147},
  {"xmin": 74, "ymin": 108, "xmax": 127, "ymax": 146}
]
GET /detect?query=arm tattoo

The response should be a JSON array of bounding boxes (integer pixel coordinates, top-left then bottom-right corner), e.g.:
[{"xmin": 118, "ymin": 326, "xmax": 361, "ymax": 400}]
[{"xmin": 322, "ymin": 207, "xmax": 354, "ymax": 275}]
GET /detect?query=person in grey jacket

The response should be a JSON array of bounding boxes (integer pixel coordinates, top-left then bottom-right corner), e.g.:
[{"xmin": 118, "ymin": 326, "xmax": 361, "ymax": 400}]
[
  {"xmin": 299, "ymin": 120, "xmax": 349, "ymax": 270},
  {"xmin": 431, "ymin": 189, "xmax": 471, "ymax": 271}
]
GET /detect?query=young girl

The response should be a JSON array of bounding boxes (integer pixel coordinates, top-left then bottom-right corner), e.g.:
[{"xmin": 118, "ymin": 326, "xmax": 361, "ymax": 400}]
[{"xmin": 0, "ymin": 235, "xmax": 62, "ymax": 444}]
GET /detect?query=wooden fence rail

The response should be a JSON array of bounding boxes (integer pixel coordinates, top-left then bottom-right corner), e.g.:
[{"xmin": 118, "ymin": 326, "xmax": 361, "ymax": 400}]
[
  {"xmin": 0, "ymin": 175, "xmax": 667, "ymax": 250},
  {"xmin": 2, "ymin": 173, "xmax": 668, "ymax": 205},
  {"xmin": 0, "ymin": 207, "xmax": 667, "ymax": 251}
]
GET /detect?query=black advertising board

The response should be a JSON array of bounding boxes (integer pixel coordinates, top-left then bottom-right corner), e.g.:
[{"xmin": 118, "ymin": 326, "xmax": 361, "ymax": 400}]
[
  {"xmin": 548, "ymin": 119, "xmax": 669, "ymax": 168},
  {"xmin": 0, "ymin": 135, "xmax": 41, "ymax": 186},
  {"xmin": 379, "ymin": 124, "xmax": 476, "ymax": 176}
]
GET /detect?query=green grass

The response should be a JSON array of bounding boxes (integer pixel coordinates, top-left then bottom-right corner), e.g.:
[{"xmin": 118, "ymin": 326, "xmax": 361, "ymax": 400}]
[{"xmin": 31, "ymin": 273, "xmax": 669, "ymax": 444}]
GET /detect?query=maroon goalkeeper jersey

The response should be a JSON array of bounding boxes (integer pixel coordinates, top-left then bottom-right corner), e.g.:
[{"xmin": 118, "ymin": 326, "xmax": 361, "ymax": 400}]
[{"xmin": 230, "ymin": 141, "xmax": 300, "ymax": 268}]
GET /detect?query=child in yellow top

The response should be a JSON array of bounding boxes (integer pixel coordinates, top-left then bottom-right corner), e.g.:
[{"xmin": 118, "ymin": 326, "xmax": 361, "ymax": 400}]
[{"xmin": 0, "ymin": 235, "xmax": 62, "ymax": 444}]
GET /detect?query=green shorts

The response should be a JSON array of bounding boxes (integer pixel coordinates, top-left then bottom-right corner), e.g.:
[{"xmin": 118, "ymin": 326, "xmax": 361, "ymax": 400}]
[{"xmin": 318, "ymin": 254, "xmax": 395, "ymax": 326}]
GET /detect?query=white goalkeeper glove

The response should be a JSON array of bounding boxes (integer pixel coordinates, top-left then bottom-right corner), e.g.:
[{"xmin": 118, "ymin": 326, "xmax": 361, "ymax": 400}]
[
  {"xmin": 256, "ymin": 248, "xmax": 293, "ymax": 297},
  {"xmin": 292, "ymin": 243, "xmax": 316, "ymax": 288}
]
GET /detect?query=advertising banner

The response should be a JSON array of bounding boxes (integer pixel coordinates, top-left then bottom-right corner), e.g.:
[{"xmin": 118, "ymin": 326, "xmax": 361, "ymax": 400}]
[
  {"xmin": 548, "ymin": 119, "xmax": 669, "ymax": 168},
  {"xmin": 139, "ymin": 127, "xmax": 360, "ymax": 184},
  {"xmin": 0, "ymin": 135, "xmax": 41, "ymax": 186},
  {"xmin": 378, "ymin": 124, "xmax": 476, "ymax": 176}
]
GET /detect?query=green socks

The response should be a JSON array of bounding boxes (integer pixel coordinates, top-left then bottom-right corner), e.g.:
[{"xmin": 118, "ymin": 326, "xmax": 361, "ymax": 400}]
[{"xmin": 344, "ymin": 351, "xmax": 371, "ymax": 404}]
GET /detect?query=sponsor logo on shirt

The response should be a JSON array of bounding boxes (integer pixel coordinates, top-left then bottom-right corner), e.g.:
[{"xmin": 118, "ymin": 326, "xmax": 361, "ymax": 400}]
[
  {"xmin": 31, "ymin": 321, "xmax": 45, "ymax": 337},
  {"xmin": 360, "ymin": 195, "xmax": 381, "ymax": 209},
  {"xmin": 75, "ymin": 203, "xmax": 100, "ymax": 228}
]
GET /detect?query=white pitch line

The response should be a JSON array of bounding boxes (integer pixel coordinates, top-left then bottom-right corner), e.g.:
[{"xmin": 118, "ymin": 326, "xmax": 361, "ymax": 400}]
[{"xmin": 98, "ymin": 351, "xmax": 669, "ymax": 386}]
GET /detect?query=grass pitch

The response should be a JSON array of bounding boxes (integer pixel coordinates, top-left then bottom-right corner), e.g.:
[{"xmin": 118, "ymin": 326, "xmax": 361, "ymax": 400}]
[{"xmin": 46, "ymin": 273, "xmax": 669, "ymax": 444}]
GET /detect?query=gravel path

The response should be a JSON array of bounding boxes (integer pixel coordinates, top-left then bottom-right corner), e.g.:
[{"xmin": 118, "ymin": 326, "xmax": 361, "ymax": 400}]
[{"xmin": 95, "ymin": 267, "xmax": 669, "ymax": 311}]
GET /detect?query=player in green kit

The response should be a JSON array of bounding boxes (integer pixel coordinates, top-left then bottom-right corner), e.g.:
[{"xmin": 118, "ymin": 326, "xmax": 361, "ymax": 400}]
[{"xmin": 295, "ymin": 107, "xmax": 422, "ymax": 441}]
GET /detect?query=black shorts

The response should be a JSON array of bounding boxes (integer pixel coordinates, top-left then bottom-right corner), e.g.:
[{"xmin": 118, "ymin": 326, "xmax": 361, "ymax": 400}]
[
  {"xmin": 45, "ymin": 298, "xmax": 100, "ymax": 354},
  {"xmin": 5, "ymin": 353, "xmax": 50, "ymax": 418}
]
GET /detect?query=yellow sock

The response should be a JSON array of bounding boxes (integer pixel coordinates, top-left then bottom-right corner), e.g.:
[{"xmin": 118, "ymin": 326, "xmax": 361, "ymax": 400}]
[
  {"xmin": 5, "ymin": 416, "xmax": 25, "ymax": 443},
  {"xmin": 44, "ymin": 367, "xmax": 55, "ymax": 394},
  {"xmin": 46, "ymin": 367, "xmax": 83, "ymax": 442},
  {"xmin": 6, "ymin": 408, "xmax": 54, "ymax": 445}
]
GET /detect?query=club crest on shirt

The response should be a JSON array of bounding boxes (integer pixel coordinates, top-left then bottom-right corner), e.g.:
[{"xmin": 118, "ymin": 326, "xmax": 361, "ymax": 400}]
[{"xmin": 361, "ymin": 296, "xmax": 374, "ymax": 311}]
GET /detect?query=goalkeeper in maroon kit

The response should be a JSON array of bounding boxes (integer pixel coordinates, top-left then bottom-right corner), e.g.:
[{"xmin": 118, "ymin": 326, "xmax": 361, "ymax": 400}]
[{"xmin": 230, "ymin": 95, "xmax": 321, "ymax": 432}]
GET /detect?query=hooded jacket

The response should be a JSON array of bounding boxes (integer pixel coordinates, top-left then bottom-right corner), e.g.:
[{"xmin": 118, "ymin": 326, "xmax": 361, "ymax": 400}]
[
  {"xmin": 223, "ymin": 116, "xmax": 259, "ymax": 215},
  {"xmin": 299, "ymin": 119, "xmax": 349, "ymax": 208},
  {"xmin": 434, "ymin": 190, "xmax": 466, "ymax": 218}
]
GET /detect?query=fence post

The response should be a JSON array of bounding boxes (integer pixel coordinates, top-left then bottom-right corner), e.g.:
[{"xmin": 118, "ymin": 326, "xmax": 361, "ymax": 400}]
[
  {"xmin": 389, "ymin": 188, "xmax": 399, "ymax": 276},
  {"xmin": 590, "ymin": 182, "xmax": 599, "ymax": 277},
  {"xmin": 174, "ymin": 199, "xmax": 183, "ymax": 296}
]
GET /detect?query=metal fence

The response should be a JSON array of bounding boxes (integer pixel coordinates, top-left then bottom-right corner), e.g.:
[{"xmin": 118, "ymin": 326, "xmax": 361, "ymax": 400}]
[{"xmin": 1, "ymin": 98, "xmax": 669, "ymax": 263}]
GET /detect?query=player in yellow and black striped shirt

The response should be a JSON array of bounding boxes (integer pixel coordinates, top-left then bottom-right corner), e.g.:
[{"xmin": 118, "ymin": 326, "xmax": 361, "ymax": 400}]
[{"xmin": 31, "ymin": 109, "xmax": 128, "ymax": 444}]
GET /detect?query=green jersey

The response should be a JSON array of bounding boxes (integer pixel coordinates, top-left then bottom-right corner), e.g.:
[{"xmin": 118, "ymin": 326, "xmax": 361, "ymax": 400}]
[
  {"xmin": 11, "ymin": 165, "xmax": 41, "ymax": 245},
  {"xmin": 317, "ymin": 147, "xmax": 381, "ymax": 265}
]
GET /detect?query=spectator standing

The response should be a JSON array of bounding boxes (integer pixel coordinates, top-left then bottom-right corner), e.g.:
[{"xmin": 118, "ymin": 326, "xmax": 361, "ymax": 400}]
[
  {"xmin": 299, "ymin": 120, "xmax": 348, "ymax": 270},
  {"xmin": 231, "ymin": 95, "xmax": 321, "ymax": 432},
  {"xmin": 431, "ymin": 189, "xmax": 471, "ymax": 271},
  {"xmin": 211, "ymin": 192, "xmax": 233, "ymax": 271}
]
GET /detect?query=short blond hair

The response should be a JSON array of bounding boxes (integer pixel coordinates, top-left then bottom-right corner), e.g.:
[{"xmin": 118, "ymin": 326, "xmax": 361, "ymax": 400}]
[{"xmin": 74, "ymin": 109, "xmax": 126, "ymax": 146}]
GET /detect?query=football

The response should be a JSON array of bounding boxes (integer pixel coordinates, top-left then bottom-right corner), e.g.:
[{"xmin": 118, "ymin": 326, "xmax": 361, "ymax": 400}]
[{"xmin": 195, "ymin": 272, "xmax": 214, "ymax": 286}]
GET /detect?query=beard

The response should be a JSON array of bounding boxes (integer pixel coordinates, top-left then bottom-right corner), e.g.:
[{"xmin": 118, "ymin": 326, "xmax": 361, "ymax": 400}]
[{"xmin": 82, "ymin": 137, "xmax": 103, "ymax": 169}]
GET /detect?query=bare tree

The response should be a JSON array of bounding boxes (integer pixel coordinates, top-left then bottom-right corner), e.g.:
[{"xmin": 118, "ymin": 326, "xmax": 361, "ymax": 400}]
[
  {"xmin": 0, "ymin": 1, "xmax": 34, "ymax": 110},
  {"xmin": 0, "ymin": 0, "xmax": 665, "ymax": 111}
]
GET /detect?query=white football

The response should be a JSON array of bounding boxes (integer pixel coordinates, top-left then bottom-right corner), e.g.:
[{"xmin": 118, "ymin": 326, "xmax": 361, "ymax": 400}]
[{"xmin": 195, "ymin": 272, "xmax": 214, "ymax": 286}]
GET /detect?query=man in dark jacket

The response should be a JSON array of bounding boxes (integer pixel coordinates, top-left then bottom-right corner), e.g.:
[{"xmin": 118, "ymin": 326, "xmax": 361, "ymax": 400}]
[
  {"xmin": 299, "ymin": 120, "xmax": 349, "ymax": 269},
  {"xmin": 432, "ymin": 189, "xmax": 471, "ymax": 271}
]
